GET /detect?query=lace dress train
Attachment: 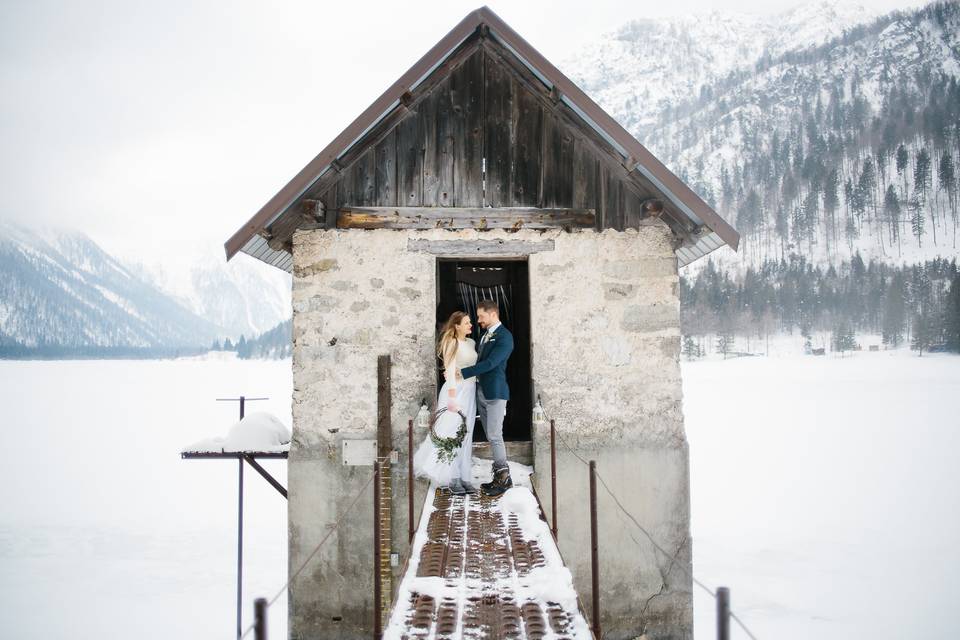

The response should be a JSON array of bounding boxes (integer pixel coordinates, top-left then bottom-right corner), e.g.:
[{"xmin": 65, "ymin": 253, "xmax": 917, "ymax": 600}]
[
  {"xmin": 412, "ymin": 377, "xmax": 477, "ymax": 487},
  {"xmin": 413, "ymin": 338, "xmax": 478, "ymax": 486}
]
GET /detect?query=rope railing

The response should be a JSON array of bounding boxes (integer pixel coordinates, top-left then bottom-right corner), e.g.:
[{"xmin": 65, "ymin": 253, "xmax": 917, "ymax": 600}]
[{"xmin": 540, "ymin": 404, "xmax": 760, "ymax": 640}]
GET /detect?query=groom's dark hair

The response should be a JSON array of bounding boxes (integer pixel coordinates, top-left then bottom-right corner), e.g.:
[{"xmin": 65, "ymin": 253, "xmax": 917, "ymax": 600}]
[{"xmin": 477, "ymin": 299, "xmax": 499, "ymax": 314}]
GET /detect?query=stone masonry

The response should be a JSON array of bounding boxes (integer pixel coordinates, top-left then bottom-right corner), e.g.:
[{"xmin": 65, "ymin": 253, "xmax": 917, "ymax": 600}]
[{"xmin": 289, "ymin": 222, "xmax": 691, "ymax": 639}]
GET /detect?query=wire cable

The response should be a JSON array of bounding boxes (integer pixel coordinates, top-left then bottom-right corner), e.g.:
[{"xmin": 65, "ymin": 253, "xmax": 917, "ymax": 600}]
[
  {"xmin": 239, "ymin": 456, "xmax": 387, "ymax": 639},
  {"xmin": 543, "ymin": 407, "xmax": 759, "ymax": 640}
]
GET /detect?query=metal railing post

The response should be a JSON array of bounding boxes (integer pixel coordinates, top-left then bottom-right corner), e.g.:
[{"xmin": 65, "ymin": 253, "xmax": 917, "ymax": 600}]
[
  {"xmin": 589, "ymin": 460, "xmax": 600, "ymax": 639},
  {"xmin": 254, "ymin": 597, "xmax": 267, "ymax": 640},
  {"xmin": 717, "ymin": 586, "xmax": 730, "ymax": 640},
  {"xmin": 550, "ymin": 419, "xmax": 557, "ymax": 537},
  {"xmin": 408, "ymin": 419, "xmax": 415, "ymax": 544},
  {"xmin": 237, "ymin": 457, "xmax": 244, "ymax": 639},
  {"xmin": 374, "ymin": 460, "xmax": 382, "ymax": 640}
]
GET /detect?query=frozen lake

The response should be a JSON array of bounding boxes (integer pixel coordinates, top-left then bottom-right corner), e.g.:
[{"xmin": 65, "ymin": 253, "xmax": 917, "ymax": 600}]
[
  {"xmin": 685, "ymin": 349, "xmax": 960, "ymax": 639},
  {"xmin": 1, "ymin": 349, "xmax": 958, "ymax": 638}
]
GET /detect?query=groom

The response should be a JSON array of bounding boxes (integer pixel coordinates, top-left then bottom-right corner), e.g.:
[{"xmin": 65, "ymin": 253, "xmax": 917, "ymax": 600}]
[{"xmin": 459, "ymin": 300, "xmax": 514, "ymax": 497}]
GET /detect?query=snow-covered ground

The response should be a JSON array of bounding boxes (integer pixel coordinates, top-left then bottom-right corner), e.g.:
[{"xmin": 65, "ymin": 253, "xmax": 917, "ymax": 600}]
[
  {"xmin": 0, "ymin": 355, "xmax": 291, "ymax": 639},
  {"xmin": 1, "ymin": 347, "xmax": 957, "ymax": 638},
  {"xmin": 685, "ymin": 347, "xmax": 960, "ymax": 639}
]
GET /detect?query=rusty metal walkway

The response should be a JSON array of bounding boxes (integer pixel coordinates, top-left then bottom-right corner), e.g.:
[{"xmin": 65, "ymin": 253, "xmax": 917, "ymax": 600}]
[{"xmin": 384, "ymin": 472, "xmax": 592, "ymax": 639}]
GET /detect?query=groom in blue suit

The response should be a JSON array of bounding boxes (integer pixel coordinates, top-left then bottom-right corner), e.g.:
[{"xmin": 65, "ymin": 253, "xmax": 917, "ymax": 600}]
[{"xmin": 459, "ymin": 299, "xmax": 514, "ymax": 497}]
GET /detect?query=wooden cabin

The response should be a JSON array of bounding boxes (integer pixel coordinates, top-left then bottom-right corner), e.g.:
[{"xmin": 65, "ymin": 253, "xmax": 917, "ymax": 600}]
[{"xmin": 225, "ymin": 7, "xmax": 738, "ymax": 639}]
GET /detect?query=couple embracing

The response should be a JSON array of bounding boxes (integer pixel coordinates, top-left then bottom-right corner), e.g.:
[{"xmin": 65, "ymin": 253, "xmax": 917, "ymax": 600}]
[{"xmin": 413, "ymin": 300, "xmax": 514, "ymax": 497}]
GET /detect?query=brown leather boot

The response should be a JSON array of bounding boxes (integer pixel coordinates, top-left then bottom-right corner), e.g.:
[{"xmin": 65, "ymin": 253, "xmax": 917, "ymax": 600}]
[{"xmin": 482, "ymin": 467, "xmax": 513, "ymax": 497}]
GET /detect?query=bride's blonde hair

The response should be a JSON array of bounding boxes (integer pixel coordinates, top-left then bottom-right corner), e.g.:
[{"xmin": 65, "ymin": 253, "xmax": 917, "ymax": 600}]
[{"xmin": 437, "ymin": 311, "xmax": 467, "ymax": 366}]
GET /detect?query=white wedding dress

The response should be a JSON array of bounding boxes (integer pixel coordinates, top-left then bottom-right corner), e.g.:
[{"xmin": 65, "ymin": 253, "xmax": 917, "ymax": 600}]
[{"xmin": 413, "ymin": 338, "xmax": 478, "ymax": 486}]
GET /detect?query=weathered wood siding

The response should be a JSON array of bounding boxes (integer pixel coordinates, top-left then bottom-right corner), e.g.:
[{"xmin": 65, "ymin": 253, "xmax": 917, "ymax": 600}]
[{"xmin": 300, "ymin": 35, "xmax": 658, "ymax": 235}]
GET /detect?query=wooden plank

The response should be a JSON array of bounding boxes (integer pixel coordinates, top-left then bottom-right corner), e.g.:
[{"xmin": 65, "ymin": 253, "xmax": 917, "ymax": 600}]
[
  {"xmin": 377, "ymin": 355, "xmax": 392, "ymax": 459},
  {"xmin": 337, "ymin": 206, "xmax": 595, "ymax": 230},
  {"xmin": 512, "ymin": 79, "xmax": 542, "ymax": 207},
  {"xmin": 396, "ymin": 109, "xmax": 423, "ymax": 206},
  {"xmin": 407, "ymin": 238, "xmax": 556, "ymax": 256},
  {"xmin": 604, "ymin": 164, "xmax": 624, "ymax": 231},
  {"xmin": 336, "ymin": 160, "xmax": 354, "ymax": 210},
  {"xmin": 484, "ymin": 50, "xmax": 512, "ymax": 207},
  {"xmin": 597, "ymin": 163, "xmax": 608, "ymax": 230},
  {"xmin": 321, "ymin": 185, "xmax": 338, "ymax": 229},
  {"xmin": 572, "ymin": 138, "xmax": 598, "ymax": 214},
  {"xmin": 450, "ymin": 48, "xmax": 485, "ymax": 207},
  {"xmin": 541, "ymin": 109, "xmax": 574, "ymax": 208},
  {"xmin": 375, "ymin": 129, "xmax": 397, "ymax": 206},
  {"xmin": 623, "ymin": 187, "xmax": 642, "ymax": 229},
  {"xmin": 422, "ymin": 81, "xmax": 454, "ymax": 206},
  {"xmin": 350, "ymin": 148, "xmax": 376, "ymax": 206},
  {"xmin": 482, "ymin": 38, "xmax": 663, "ymax": 228},
  {"xmin": 295, "ymin": 39, "xmax": 484, "ymax": 211},
  {"xmin": 592, "ymin": 157, "xmax": 603, "ymax": 231}
]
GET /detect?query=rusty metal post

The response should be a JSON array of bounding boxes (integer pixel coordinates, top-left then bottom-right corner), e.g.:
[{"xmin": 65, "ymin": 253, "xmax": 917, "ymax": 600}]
[
  {"xmin": 254, "ymin": 597, "xmax": 267, "ymax": 640},
  {"xmin": 408, "ymin": 419, "xmax": 415, "ymax": 544},
  {"xmin": 589, "ymin": 460, "xmax": 600, "ymax": 639},
  {"xmin": 550, "ymin": 419, "xmax": 557, "ymax": 537},
  {"xmin": 717, "ymin": 586, "xmax": 730, "ymax": 640},
  {"xmin": 237, "ymin": 457, "xmax": 244, "ymax": 640},
  {"xmin": 373, "ymin": 460, "xmax": 382, "ymax": 639},
  {"xmin": 240, "ymin": 395, "xmax": 245, "ymax": 419}
]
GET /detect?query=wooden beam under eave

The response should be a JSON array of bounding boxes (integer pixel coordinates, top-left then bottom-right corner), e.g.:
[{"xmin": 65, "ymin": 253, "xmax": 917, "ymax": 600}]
[{"xmin": 336, "ymin": 207, "xmax": 596, "ymax": 230}]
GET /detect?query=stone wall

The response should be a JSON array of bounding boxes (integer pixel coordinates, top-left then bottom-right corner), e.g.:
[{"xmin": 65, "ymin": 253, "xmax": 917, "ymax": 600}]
[
  {"xmin": 529, "ymin": 220, "xmax": 692, "ymax": 640},
  {"xmin": 289, "ymin": 223, "xmax": 691, "ymax": 639},
  {"xmin": 290, "ymin": 229, "xmax": 436, "ymax": 639}
]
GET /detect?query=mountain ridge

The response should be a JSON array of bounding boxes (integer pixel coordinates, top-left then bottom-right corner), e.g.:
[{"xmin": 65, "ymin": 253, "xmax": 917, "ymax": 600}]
[
  {"xmin": 0, "ymin": 223, "xmax": 290, "ymax": 357},
  {"xmin": 562, "ymin": 0, "xmax": 960, "ymax": 272}
]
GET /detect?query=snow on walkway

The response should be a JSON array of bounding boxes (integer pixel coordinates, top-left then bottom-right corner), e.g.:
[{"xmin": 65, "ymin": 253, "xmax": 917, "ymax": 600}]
[{"xmin": 384, "ymin": 461, "xmax": 592, "ymax": 639}]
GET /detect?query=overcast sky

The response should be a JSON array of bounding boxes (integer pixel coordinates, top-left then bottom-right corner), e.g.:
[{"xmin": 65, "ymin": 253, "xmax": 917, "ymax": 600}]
[{"xmin": 1, "ymin": 0, "xmax": 925, "ymax": 267}]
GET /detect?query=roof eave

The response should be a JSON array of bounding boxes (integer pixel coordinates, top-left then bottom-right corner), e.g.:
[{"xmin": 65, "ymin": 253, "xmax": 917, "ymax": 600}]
[{"xmin": 224, "ymin": 5, "xmax": 739, "ymax": 264}]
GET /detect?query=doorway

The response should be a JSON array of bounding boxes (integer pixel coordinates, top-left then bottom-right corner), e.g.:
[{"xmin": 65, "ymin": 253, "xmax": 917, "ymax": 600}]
[{"xmin": 436, "ymin": 259, "xmax": 532, "ymax": 442}]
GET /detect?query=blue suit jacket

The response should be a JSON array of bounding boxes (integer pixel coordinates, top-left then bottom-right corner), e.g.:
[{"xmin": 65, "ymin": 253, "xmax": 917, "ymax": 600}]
[{"xmin": 461, "ymin": 325, "xmax": 513, "ymax": 401}]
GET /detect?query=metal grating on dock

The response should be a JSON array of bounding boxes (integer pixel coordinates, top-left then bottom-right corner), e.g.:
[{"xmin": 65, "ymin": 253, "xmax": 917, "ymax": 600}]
[{"xmin": 384, "ymin": 477, "xmax": 592, "ymax": 639}]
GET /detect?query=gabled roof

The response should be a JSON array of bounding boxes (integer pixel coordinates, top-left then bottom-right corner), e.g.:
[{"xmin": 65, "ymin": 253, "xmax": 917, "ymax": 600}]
[{"xmin": 225, "ymin": 6, "xmax": 739, "ymax": 271}]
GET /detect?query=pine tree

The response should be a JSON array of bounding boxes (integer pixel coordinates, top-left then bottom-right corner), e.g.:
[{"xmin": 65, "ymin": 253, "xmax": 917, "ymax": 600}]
[
  {"xmin": 882, "ymin": 273, "xmax": 906, "ymax": 347},
  {"xmin": 682, "ymin": 335, "xmax": 700, "ymax": 360},
  {"xmin": 911, "ymin": 311, "xmax": 933, "ymax": 355},
  {"xmin": 947, "ymin": 272, "xmax": 960, "ymax": 352},
  {"xmin": 831, "ymin": 320, "xmax": 856, "ymax": 356},
  {"xmin": 884, "ymin": 185, "xmax": 902, "ymax": 254},
  {"xmin": 896, "ymin": 144, "xmax": 910, "ymax": 204},
  {"xmin": 914, "ymin": 147, "xmax": 934, "ymax": 243},
  {"xmin": 716, "ymin": 333, "xmax": 735, "ymax": 359},
  {"xmin": 910, "ymin": 267, "xmax": 934, "ymax": 355},
  {"xmin": 911, "ymin": 200, "xmax": 925, "ymax": 248},
  {"xmin": 824, "ymin": 167, "xmax": 840, "ymax": 252},
  {"xmin": 223, "ymin": 337, "xmax": 234, "ymax": 351},
  {"xmin": 210, "ymin": 339, "xmax": 221, "ymax": 351},
  {"xmin": 939, "ymin": 151, "xmax": 957, "ymax": 246}
]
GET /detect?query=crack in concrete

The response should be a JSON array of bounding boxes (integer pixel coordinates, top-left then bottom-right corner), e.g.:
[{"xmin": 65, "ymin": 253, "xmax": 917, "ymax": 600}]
[{"xmin": 636, "ymin": 532, "xmax": 687, "ymax": 636}]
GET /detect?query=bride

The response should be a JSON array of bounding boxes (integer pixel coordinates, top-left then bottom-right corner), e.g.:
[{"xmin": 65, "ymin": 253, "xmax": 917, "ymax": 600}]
[{"xmin": 413, "ymin": 311, "xmax": 478, "ymax": 494}]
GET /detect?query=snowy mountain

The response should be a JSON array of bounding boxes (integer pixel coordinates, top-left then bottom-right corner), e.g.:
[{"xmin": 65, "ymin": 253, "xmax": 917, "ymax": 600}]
[
  {"xmin": 566, "ymin": 1, "xmax": 885, "ymax": 136},
  {"xmin": 135, "ymin": 254, "xmax": 291, "ymax": 343},
  {"xmin": 0, "ymin": 223, "xmax": 222, "ymax": 356},
  {"xmin": 562, "ymin": 1, "xmax": 960, "ymax": 271}
]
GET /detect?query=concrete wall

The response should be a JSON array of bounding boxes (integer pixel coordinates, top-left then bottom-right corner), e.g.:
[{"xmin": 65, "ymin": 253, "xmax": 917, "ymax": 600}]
[
  {"xmin": 289, "ymin": 224, "xmax": 691, "ymax": 639},
  {"xmin": 529, "ymin": 221, "xmax": 692, "ymax": 640},
  {"xmin": 289, "ymin": 229, "xmax": 436, "ymax": 639}
]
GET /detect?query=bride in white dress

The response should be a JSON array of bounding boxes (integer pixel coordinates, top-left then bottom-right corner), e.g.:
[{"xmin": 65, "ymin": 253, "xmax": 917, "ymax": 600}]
[{"xmin": 413, "ymin": 311, "xmax": 478, "ymax": 492}]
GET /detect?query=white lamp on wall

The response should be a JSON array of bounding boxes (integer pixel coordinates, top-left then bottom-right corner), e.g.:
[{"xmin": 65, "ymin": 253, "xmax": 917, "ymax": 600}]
[
  {"xmin": 415, "ymin": 399, "xmax": 431, "ymax": 431},
  {"xmin": 532, "ymin": 395, "xmax": 546, "ymax": 430}
]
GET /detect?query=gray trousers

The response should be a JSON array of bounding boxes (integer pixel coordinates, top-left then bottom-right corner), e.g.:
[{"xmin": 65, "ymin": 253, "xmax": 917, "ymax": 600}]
[{"xmin": 477, "ymin": 387, "xmax": 508, "ymax": 470}]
